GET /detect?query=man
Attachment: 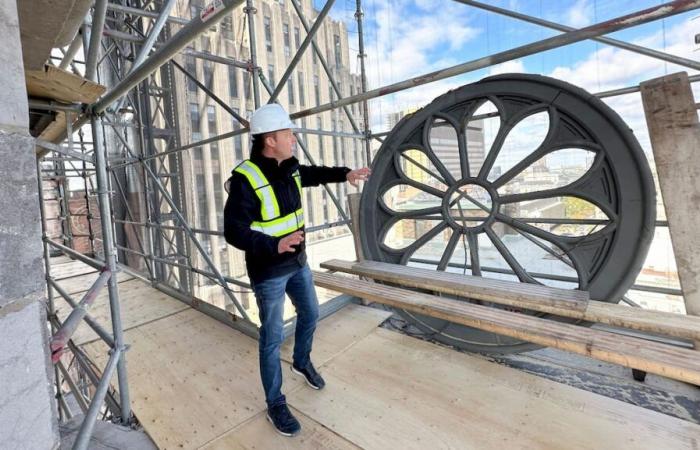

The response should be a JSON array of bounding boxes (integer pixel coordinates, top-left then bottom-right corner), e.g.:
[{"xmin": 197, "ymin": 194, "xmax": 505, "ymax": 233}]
[{"xmin": 223, "ymin": 104, "xmax": 370, "ymax": 436}]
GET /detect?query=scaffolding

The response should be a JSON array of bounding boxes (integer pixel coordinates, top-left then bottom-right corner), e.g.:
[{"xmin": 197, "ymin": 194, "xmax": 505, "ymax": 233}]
[{"xmin": 31, "ymin": 1, "xmax": 700, "ymax": 447}]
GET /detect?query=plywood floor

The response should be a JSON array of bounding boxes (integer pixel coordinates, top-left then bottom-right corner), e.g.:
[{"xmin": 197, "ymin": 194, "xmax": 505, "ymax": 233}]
[{"xmin": 53, "ymin": 258, "xmax": 700, "ymax": 450}]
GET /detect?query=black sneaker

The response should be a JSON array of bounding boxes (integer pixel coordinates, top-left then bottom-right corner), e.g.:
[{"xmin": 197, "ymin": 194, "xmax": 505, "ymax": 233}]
[
  {"xmin": 291, "ymin": 362, "xmax": 325, "ymax": 390},
  {"xmin": 266, "ymin": 403, "xmax": 301, "ymax": 437}
]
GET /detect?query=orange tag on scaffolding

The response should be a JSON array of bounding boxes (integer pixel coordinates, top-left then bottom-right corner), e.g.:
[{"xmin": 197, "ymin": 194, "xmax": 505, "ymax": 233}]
[{"xmin": 200, "ymin": 0, "xmax": 225, "ymax": 23}]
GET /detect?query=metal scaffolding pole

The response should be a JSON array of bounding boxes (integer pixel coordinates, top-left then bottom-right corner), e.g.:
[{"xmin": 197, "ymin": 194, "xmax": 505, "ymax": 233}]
[
  {"xmin": 182, "ymin": 48, "xmax": 251, "ymax": 69},
  {"xmin": 78, "ymin": 130, "xmax": 97, "ymax": 256},
  {"xmin": 36, "ymin": 140, "xmax": 94, "ymax": 164},
  {"xmin": 289, "ymin": 0, "xmax": 364, "ymax": 137},
  {"xmin": 90, "ymin": 115, "xmax": 132, "ymax": 425},
  {"xmin": 91, "ymin": 0, "xmax": 246, "ymax": 114},
  {"xmin": 54, "ymin": 155, "xmax": 74, "ymax": 249},
  {"xmin": 72, "ymin": 346, "xmax": 123, "ymax": 450},
  {"xmin": 85, "ymin": 0, "xmax": 109, "ymax": 80},
  {"xmin": 35, "ymin": 159, "xmax": 67, "ymax": 423},
  {"xmin": 596, "ymin": 73, "xmax": 700, "ymax": 98},
  {"xmin": 113, "ymin": 0, "xmax": 178, "ymax": 113},
  {"xmin": 245, "ymin": 0, "xmax": 262, "ymax": 108},
  {"xmin": 121, "ymin": 139, "xmax": 252, "ymax": 320},
  {"xmin": 171, "ymin": 60, "xmax": 249, "ymax": 126},
  {"xmin": 455, "ymin": 0, "xmax": 700, "ymax": 72},
  {"xmin": 59, "ymin": 29, "xmax": 84, "ymax": 70},
  {"xmin": 355, "ymin": 0, "xmax": 372, "ymax": 166},
  {"xmin": 268, "ymin": 0, "xmax": 336, "ymax": 103},
  {"xmin": 290, "ymin": 0, "xmax": 700, "ymax": 120},
  {"xmin": 106, "ymin": 3, "xmax": 189, "ymax": 26}
]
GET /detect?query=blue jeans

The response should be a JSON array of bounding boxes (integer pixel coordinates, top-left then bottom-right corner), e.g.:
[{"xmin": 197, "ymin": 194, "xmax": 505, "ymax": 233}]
[{"xmin": 251, "ymin": 264, "xmax": 319, "ymax": 407}]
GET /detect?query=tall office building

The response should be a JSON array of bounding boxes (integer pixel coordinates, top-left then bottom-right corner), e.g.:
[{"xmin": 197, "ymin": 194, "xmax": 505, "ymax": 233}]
[
  {"xmin": 388, "ymin": 110, "xmax": 486, "ymax": 181},
  {"xmin": 171, "ymin": 0, "xmax": 365, "ymax": 307}
]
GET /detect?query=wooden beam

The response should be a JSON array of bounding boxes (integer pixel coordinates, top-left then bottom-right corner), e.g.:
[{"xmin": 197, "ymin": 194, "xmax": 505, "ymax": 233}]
[
  {"xmin": 641, "ymin": 72, "xmax": 700, "ymax": 319},
  {"xmin": 321, "ymin": 259, "xmax": 700, "ymax": 342},
  {"xmin": 313, "ymin": 271, "xmax": 700, "ymax": 385},
  {"xmin": 26, "ymin": 65, "xmax": 105, "ymax": 104}
]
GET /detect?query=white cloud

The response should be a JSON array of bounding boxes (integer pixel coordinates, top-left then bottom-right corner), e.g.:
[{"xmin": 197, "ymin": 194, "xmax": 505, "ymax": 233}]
[
  {"xmin": 488, "ymin": 59, "xmax": 526, "ymax": 76},
  {"xmin": 362, "ymin": 0, "xmax": 481, "ymax": 130},
  {"xmin": 564, "ymin": 0, "xmax": 594, "ymax": 28},
  {"xmin": 547, "ymin": 18, "xmax": 699, "ymax": 155}
]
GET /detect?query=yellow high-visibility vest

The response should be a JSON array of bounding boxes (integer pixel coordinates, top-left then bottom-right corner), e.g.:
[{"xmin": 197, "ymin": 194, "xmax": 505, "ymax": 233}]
[{"xmin": 234, "ymin": 160, "xmax": 304, "ymax": 237}]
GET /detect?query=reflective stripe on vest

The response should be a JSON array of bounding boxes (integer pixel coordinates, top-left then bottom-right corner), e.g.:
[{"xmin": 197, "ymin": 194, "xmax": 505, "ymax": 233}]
[
  {"xmin": 234, "ymin": 161, "xmax": 279, "ymax": 220},
  {"xmin": 234, "ymin": 160, "xmax": 304, "ymax": 236},
  {"xmin": 251, "ymin": 210, "xmax": 304, "ymax": 237}
]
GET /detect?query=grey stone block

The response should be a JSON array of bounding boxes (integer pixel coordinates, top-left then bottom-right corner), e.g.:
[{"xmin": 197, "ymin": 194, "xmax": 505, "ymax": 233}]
[
  {"xmin": 0, "ymin": 0, "xmax": 28, "ymax": 130},
  {"xmin": 0, "ymin": 300, "xmax": 59, "ymax": 449},
  {"xmin": 0, "ymin": 132, "xmax": 45, "ymax": 306}
]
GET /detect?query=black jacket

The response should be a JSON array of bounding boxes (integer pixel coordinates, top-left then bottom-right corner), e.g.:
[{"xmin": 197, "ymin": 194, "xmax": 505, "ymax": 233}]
[{"xmin": 224, "ymin": 149, "xmax": 350, "ymax": 283}]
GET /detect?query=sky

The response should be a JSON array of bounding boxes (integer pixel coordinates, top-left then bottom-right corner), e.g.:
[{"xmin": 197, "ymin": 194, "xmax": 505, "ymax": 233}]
[{"xmin": 313, "ymin": 0, "xmax": 700, "ymax": 142}]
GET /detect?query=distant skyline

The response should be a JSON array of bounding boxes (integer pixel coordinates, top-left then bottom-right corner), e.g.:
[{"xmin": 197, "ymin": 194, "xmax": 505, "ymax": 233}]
[{"xmin": 313, "ymin": 0, "xmax": 699, "ymax": 143}]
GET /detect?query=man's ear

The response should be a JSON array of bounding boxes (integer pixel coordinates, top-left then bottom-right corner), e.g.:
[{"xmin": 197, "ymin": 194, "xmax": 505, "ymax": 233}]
[{"xmin": 264, "ymin": 133, "xmax": 276, "ymax": 149}]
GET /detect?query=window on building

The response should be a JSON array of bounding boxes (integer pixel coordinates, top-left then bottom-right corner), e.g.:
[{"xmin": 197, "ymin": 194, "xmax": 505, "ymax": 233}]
[
  {"xmin": 189, "ymin": 103, "xmax": 201, "ymax": 139},
  {"xmin": 339, "ymin": 120, "xmax": 346, "ymax": 166},
  {"xmin": 287, "ymin": 77, "xmax": 294, "ymax": 105},
  {"xmin": 294, "ymin": 26, "xmax": 301, "ymax": 50},
  {"xmin": 306, "ymin": 190, "xmax": 313, "ymax": 227},
  {"xmin": 334, "ymin": 34, "xmax": 341, "ymax": 69},
  {"xmin": 194, "ymin": 146, "xmax": 208, "ymax": 230},
  {"xmin": 313, "ymin": 75, "xmax": 320, "ymax": 106},
  {"xmin": 232, "ymin": 108, "xmax": 244, "ymax": 162},
  {"xmin": 203, "ymin": 60, "xmax": 214, "ymax": 91},
  {"xmin": 349, "ymin": 84, "xmax": 355, "ymax": 113},
  {"xmin": 329, "ymin": 86, "xmax": 334, "ymax": 102},
  {"xmin": 207, "ymin": 105, "xmax": 217, "ymax": 132},
  {"xmin": 244, "ymin": 74, "xmax": 252, "ymax": 100},
  {"xmin": 186, "ymin": 56, "xmax": 197, "ymax": 93},
  {"xmin": 221, "ymin": 15, "xmax": 234, "ymax": 41},
  {"xmin": 220, "ymin": 249, "xmax": 230, "ymax": 275},
  {"xmin": 316, "ymin": 117, "xmax": 323, "ymax": 164},
  {"xmin": 332, "ymin": 119, "xmax": 339, "ymax": 166},
  {"xmin": 213, "ymin": 171, "xmax": 224, "ymax": 229},
  {"xmin": 299, "ymin": 117, "xmax": 308, "ymax": 162},
  {"xmin": 207, "ymin": 105, "xmax": 218, "ymax": 154},
  {"xmin": 228, "ymin": 66, "xmax": 238, "ymax": 98},
  {"xmin": 283, "ymin": 24, "xmax": 291, "ymax": 58},
  {"xmin": 190, "ymin": 4, "xmax": 201, "ymax": 19},
  {"xmin": 264, "ymin": 16, "xmax": 272, "ymax": 52},
  {"xmin": 268, "ymin": 64, "xmax": 275, "ymax": 87},
  {"xmin": 201, "ymin": 36, "xmax": 211, "ymax": 53},
  {"xmin": 298, "ymin": 72, "xmax": 305, "ymax": 107},
  {"xmin": 313, "ymin": 43, "xmax": 318, "ymax": 65}
]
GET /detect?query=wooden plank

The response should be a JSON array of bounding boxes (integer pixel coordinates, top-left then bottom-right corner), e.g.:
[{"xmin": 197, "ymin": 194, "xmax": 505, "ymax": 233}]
[
  {"xmin": 52, "ymin": 271, "xmax": 133, "ymax": 296},
  {"xmin": 84, "ymin": 308, "xmax": 304, "ymax": 450},
  {"xmin": 290, "ymin": 328, "xmax": 700, "ymax": 449},
  {"xmin": 37, "ymin": 110, "xmax": 67, "ymax": 145},
  {"xmin": 641, "ymin": 72, "xmax": 700, "ymax": 319},
  {"xmin": 50, "ymin": 261, "xmax": 98, "ymax": 279},
  {"xmin": 201, "ymin": 409, "xmax": 360, "ymax": 450},
  {"xmin": 57, "ymin": 279, "xmax": 188, "ymax": 345},
  {"xmin": 313, "ymin": 272, "xmax": 700, "ymax": 385},
  {"xmin": 26, "ymin": 65, "xmax": 106, "ymax": 104},
  {"xmin": 322, "ymin": 259, "xmax": 700, "ymax": 342},
  {"xmin": 280, "ymin": 304, "xmax": 392, "ymax": 367},
  {"xmin": 322, "ymin": 258, "xmax": 589, "ymax": 309}
]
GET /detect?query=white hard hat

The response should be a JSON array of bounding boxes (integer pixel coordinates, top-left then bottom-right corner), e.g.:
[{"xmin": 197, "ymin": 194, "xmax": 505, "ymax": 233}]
[{"xmin": 249, "ymin": 104, "xmax": 297, "ymax": 135}]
